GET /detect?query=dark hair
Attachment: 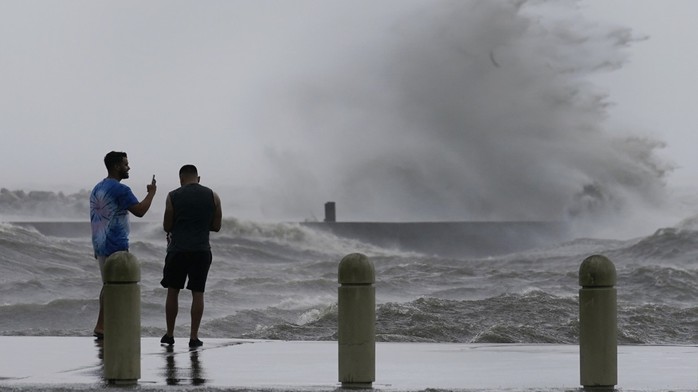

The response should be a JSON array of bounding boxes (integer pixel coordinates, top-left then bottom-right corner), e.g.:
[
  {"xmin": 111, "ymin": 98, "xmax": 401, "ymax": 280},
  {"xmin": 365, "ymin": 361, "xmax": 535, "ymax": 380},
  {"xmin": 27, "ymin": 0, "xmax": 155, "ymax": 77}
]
[
  {"xmin": 179, "ymin": 164, "xmax": 198, "ymax": 177},
  {"xmin": 104, "ymin": 151, "xmax": 127, "ymax": 170}
]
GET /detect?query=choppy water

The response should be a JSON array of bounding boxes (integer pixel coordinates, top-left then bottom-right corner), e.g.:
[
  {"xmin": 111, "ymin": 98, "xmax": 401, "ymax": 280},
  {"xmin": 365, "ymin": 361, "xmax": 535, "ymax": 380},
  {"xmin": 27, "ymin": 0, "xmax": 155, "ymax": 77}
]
[{"xmin": 0, "ymin": 215, "xmax": 696, "ymax": 345}]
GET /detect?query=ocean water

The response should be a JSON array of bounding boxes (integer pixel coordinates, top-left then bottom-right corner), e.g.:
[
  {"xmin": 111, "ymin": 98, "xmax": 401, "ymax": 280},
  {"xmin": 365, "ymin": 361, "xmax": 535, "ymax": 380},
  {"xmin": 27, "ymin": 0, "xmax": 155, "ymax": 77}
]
[
  {"xmin": 0, "ymin": 0, "xmax": 692, "ymax": 348},
  {"xmin": 1, "ymin": 215, "xmax": 696, "ymax": 345}
]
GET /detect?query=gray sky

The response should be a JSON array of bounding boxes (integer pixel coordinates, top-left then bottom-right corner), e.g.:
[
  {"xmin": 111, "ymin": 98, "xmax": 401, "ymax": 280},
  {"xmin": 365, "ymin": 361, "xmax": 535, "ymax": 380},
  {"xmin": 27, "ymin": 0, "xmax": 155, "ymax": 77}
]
[
  {"xmin": 1, "ymin": 0, "xmax": 696, "ymax": 231},
  {"xmin": 584, "ymin": 0, "xmax": 698, "ymax": 187}
]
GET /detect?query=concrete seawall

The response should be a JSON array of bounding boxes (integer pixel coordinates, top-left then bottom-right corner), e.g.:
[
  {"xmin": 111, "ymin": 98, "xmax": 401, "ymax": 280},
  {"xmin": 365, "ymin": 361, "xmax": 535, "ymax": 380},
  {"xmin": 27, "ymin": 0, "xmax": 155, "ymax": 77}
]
[
  {"xmin": 1, "ymin": 337, "xmax": 696, "ymax": 391},
  {"xmin": 302, "ymin": 221, "xmax": 571, "ymax": 257}
]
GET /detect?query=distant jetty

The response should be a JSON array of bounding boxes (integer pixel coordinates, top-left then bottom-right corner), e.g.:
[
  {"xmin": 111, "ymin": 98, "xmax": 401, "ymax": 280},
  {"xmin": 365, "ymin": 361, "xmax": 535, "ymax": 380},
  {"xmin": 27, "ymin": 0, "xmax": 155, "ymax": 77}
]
[
  {"xmin": 301, "ymin": 202, "xmax": 571, "ymax": 257},
  {"xmin": 7, "ymin": 200, "xmax": 572, "ymax": 258}
]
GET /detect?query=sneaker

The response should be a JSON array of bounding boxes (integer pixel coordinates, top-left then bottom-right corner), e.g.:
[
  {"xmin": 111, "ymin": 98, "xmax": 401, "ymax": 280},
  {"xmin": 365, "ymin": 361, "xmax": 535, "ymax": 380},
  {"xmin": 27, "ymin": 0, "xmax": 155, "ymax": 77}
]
[
  {"xmin": 160, "ymin": 334, "xmax": 175, "ymax": 345},
  {"xmin": 188, "ymin": 338, "xmax": 203, "ymax": 348}
]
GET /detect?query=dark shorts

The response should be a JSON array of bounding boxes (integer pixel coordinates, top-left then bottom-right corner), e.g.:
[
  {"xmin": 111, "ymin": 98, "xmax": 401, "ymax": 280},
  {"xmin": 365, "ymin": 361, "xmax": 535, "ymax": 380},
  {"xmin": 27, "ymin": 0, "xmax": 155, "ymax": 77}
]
[{"xmin": 160, "ymin": 251, "xmax": 212, "ymax": 292}]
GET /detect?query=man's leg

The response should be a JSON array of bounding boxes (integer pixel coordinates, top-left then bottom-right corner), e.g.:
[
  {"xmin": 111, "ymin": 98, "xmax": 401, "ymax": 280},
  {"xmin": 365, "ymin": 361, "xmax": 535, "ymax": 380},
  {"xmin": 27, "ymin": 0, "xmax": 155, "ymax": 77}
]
[
  {"xmin": 94, "ymin": 286, "xmax": 104, "ymax": 336},
  {"xmin": 187, "ymin": 251, "xmax": 211, "ymax": 345},
  {"xmin": 94, "ymin": 256, "xmax": 106, "ymax": 337},
  {"xmin": 190, "ymin": 291, "xmax": 204, "ymax": 340},
  {"xmin": 165, "ymin": 288, "xmax": 180, "ymax": 337}
]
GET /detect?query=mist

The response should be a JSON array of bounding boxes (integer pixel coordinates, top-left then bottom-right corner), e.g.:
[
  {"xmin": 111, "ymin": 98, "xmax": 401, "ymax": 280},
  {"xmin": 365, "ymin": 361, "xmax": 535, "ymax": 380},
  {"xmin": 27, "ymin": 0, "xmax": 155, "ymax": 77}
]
[
  {"xmin": 0, "ymin": 1, "xmax": 679, "ymax": 236},
  {"xmin": 246, "ymin": 1, "xmax": 672, "ymax": 228}
]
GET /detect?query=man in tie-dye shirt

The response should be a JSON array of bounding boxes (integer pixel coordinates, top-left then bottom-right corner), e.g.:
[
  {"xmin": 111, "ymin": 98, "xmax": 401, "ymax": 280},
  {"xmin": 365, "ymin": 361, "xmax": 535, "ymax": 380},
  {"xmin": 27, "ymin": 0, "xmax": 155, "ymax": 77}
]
[{"xmin": 90, "ymin": 151, "xmax": 157, "ymax": 339}]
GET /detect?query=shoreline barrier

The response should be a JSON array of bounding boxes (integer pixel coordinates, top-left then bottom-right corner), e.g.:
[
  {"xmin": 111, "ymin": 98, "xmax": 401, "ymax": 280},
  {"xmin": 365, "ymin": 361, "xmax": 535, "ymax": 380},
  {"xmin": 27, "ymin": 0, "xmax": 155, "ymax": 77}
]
[
  {"xmin": 338, "ymin": 253, "xmax": 376, "ymax": 389},
  {"xmin": 103, "ymin": 251, "xmax": 141, "ymax": 384},
  {"xmin": 579, "ymin": 254, "xmax": 617, "ymax": 389}
]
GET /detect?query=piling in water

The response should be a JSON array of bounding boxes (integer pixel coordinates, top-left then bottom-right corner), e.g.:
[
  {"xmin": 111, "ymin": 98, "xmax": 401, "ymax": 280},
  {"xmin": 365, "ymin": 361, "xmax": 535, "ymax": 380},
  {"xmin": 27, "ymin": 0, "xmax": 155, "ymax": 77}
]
[{"xmin": 324, "ymin": 201, "xmax": 336, "ymax": 222}]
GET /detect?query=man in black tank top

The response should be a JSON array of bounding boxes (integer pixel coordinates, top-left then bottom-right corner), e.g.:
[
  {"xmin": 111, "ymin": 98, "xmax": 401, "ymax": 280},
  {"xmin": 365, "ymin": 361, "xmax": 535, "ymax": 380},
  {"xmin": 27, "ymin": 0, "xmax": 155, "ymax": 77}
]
[{"xmin": 160, "ymin": 164, "xmax": 222, "ymax": 347}]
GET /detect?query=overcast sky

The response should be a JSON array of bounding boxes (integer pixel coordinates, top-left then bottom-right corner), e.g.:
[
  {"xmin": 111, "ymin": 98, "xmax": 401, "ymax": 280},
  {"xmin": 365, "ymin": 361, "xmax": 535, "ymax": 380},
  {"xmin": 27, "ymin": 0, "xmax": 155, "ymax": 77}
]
[
  {"xmin": 584, "ymin": 0, "xmax": 698, "ymax": 187},
  {"xmin": 1, "ymin": 1, "xmax": 696, "ymax": 229}
]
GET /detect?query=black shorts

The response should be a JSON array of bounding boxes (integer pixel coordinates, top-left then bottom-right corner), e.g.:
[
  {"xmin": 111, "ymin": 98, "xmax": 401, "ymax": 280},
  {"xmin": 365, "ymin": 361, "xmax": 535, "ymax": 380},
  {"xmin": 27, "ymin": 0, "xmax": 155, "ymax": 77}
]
[{"xmin": 160, "ymin": 251, "xmax": 212, "ymax": 292}]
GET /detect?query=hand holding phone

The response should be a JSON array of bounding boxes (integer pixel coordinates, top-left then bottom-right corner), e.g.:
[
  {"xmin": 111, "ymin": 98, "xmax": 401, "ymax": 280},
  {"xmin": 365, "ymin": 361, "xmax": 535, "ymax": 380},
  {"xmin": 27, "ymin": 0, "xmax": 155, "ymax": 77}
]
[{"xmin": 147, "ymin": 174, "xmax": 157, "ymax": 194}]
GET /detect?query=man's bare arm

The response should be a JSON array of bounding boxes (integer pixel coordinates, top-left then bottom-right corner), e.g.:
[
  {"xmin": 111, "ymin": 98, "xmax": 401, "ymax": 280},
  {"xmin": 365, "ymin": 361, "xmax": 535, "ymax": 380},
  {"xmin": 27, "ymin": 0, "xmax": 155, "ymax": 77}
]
[
  {"xmin": 163, "ymin": 194, "xmax": 174, "ymax": 232},
  {"xmin": 129, "ymin": 192, "xmax": 156, "ymax": 217},
  {"xmin": 210, "ymin": 192, "xmax": 222, "ymax": 232},
  {"xmin": 129, "ymin": 177, "xmax": 157, "ymax": 218}
]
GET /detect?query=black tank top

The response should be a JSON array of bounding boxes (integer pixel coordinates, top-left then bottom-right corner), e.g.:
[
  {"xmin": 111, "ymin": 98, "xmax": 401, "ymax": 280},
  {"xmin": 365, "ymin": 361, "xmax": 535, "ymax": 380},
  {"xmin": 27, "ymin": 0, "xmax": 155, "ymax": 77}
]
[{"xmin": 167, "ymin": 183, "xmax": 215, "ymax": 252}]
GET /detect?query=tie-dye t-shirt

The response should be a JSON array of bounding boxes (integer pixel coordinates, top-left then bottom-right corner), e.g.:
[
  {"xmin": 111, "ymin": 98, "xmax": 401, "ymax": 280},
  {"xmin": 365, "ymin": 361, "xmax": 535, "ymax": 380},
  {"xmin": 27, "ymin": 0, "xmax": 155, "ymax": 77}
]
[{"xmin": 90, "ymin": 178, "xmax": 139, "ymax": 257}]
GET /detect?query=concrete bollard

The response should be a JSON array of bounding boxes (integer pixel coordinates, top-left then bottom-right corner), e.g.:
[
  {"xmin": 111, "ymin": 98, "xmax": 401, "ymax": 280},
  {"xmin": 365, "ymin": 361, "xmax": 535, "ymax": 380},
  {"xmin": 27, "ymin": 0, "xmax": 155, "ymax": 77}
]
[
  {"xmin": 103, "ymin": 251, "xmax": 141, "ymax": 384},
  {"xmin": 579, "ymin": 254, "xmax": 617, "ymax": 389},
  {"xmin": 338, "ymin": 253, "xmax": 375, "ymax": 389}
]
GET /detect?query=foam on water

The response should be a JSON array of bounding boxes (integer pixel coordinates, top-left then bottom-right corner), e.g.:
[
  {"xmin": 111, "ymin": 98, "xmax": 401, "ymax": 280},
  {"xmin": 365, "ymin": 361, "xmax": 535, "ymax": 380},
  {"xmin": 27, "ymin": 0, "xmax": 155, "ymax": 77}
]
[{"xmin": 1, "ymin": 216, "xmax": 696, "ymax": 345}]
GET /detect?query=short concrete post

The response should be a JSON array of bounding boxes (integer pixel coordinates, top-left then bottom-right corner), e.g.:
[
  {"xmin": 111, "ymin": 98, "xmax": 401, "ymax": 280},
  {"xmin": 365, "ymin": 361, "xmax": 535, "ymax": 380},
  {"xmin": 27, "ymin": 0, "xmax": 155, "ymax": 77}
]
[
  {"xmin": 579, "ymin": 254, "xmax": 617, "ymax": 389},
  {"xmin": 338, "ymin": 253, "xmax": 375, "ymax": 389},
  {"xmin": 103, "ymin": 251, "xmax": 141, "ymax": 384}
]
